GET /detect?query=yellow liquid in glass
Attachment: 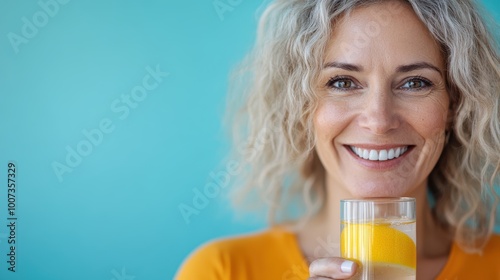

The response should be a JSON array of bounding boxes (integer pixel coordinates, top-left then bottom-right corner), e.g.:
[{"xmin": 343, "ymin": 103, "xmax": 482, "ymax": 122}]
[{"xmin": 341, "ymin": 221, "xmax": 416, "ymax": 279}]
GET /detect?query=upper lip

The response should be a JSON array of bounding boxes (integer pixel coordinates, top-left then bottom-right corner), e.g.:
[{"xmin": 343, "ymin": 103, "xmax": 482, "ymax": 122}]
[{"xmin": 345, "ymin": 144, "xmax": 414, "ymax": 150}]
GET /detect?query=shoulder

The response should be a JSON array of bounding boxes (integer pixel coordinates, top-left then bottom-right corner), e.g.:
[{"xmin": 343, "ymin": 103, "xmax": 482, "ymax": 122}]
[
  {"xmin": 483, "ymin": 234, "xmax": 500, "ymax": 256},
  {"xmin": 453, "ymin": 234, "xmax": 500, "ymax": 261},
  {"xmin": 175, "ymin": 227, "xmax": 308, "ymax": 280},
  {"xmin": 192, "ymin": 226, "xmax": 293, "ymax": 258},
  {"xmin": 440, "ymin": 234, "xmax": 500, "ymax": 279}
]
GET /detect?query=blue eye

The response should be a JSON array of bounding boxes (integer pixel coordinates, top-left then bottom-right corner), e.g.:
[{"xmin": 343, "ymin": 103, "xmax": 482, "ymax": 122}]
[
  {"xmin": 400, "ymin": 77, "xmax": 433, "ymax": 90},
  {"xmin": 326, "ymin": 77, "xmax": 358, "ymax": 91}
]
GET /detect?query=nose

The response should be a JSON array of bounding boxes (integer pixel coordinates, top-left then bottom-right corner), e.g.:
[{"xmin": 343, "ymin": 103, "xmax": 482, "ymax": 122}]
[{"xmin": 358, "ymin": 89, "xmax": 401, "ymax": 134}]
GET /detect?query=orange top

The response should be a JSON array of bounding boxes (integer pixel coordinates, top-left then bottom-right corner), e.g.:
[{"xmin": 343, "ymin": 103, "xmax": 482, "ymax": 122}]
[{"xmin": 175, "ymin": 227, "xmax": 500, "ymax": 279}]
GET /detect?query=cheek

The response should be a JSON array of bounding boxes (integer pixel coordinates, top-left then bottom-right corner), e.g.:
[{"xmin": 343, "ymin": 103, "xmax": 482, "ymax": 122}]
[
  {"xmin": 313, "ymin": 100, "xmax": 352, "ymax": 174},
  {"xmin": 314, "ymin": 99, "xmax": 352, "ymax": 141},
  {"xmin": 406, "ymin": 95, "xmax": 449, "ymax": 139},
  {"xmin": 403, "ymin": 95, "xmax": 449, "ymax": 171}
]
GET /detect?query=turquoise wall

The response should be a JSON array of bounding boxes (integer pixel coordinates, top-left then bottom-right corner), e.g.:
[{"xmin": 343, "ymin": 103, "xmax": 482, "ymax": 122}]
[{"xmin": 0, "ymin": 1, "xmax": 498, "ymax": 279}]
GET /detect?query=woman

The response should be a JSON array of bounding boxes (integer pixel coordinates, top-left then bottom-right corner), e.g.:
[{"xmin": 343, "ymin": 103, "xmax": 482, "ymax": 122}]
[{"xmin": 176, "ymin": 0, "xmax": 500, "ymax": 279}]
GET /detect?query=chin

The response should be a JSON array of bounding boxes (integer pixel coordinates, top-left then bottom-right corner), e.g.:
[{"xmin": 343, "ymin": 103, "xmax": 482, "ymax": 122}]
[{"xmin": 347, "ymin": 181, "xmax": 412, "ymax": 198}]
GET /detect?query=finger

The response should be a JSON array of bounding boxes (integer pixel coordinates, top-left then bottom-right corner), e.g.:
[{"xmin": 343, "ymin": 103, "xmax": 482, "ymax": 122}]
[{"xmin": 309, "ymin": 258, "xmax": 358, "ymax": 279}]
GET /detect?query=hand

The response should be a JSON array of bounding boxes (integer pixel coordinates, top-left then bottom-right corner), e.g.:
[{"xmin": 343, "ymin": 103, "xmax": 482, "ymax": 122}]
[{"xmin": 308, "ymin": 258, "xmax": 358, "ymax": 279}]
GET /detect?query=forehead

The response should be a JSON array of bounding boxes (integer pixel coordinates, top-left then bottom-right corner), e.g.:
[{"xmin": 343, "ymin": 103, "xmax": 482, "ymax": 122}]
[{"xmin": 324, "ymin": 1, "xmax": 444, "ymax": 69}]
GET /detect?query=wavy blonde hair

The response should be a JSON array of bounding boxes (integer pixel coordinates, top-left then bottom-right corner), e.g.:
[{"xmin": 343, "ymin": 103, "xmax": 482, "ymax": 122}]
[{"xmin": 226, "ymin": 0, "xmax": 500, "ymax": 252}]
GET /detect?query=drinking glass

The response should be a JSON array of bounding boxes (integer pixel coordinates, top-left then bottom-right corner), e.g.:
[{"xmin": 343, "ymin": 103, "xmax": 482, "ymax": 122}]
[{"xmin": 340, "ymin": 197, "xmax": 416, "ymax": 279}]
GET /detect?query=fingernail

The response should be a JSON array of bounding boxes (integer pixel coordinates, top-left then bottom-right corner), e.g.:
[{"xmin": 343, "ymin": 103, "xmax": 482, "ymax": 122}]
[{"xmin": 340, "ymin": 260, "xmax": 354, "ymax": 273}]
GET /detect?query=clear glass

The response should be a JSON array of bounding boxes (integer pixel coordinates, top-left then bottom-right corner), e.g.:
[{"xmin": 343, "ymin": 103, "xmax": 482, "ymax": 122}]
[{"xmin": 340, "ymin": 197, "xmax": 416, "ymax": 279}]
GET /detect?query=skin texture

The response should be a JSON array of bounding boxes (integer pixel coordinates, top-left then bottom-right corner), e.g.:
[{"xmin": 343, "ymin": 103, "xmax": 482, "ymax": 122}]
[{"xmin": 302, "ymin": 1, "xmax": 452, "ymax": 279}]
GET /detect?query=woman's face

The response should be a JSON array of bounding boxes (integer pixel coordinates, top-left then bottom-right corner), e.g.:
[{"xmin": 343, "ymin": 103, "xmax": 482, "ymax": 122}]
[{"xmin": 314, "ymin": 1, "xmax": 450, "ymax": 198}]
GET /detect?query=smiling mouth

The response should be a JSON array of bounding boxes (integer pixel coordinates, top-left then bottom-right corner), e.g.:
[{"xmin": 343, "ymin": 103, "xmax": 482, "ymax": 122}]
[{"xmin": 348, "ymin": 145, "xmax": 412, "ymax": 161}]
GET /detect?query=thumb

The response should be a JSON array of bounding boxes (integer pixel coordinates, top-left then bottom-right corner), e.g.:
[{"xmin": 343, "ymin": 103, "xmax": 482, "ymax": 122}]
[{"xmin": 309, "ymin": 258, "xmax": 358, "ymax": 279}]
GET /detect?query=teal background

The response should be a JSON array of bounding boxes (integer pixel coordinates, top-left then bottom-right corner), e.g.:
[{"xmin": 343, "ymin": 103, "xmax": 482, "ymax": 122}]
[{"xmin": 0, "ymin": 1, "xmax": 498, "ymax": 279}]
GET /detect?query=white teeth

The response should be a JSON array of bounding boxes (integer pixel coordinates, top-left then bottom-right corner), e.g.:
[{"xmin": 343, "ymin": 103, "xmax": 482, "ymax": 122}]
[
  {"xmin": 363, "ymin": 149, "xmax": 369, "ymax": 159},
  {"xmin": 350, "ymin": 146, "xmax": 409, "ymax": 161},
  {"xmin": 395, "ymin": 148, "xmax": 401, "ymax": 157},
  {"xmin": 379, "ymin": 149, "xmax": 388, "ymax": 161},
  {"xmin": 388, "ymin": 149, "xmax": 395, "ymax": 159}
]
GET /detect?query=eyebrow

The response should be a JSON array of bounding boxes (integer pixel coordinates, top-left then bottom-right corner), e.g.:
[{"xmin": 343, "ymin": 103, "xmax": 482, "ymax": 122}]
[
  {"xmin": 323, "ymin": 61, "xmax": 443, "ymax": 76},
  {"xmin": 396, "ymin": 62, "xmax": 442, "ymax": 76},
  {"xmin": 323, "ymin": 62, "xmax": 363, "ymax": 72}
]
